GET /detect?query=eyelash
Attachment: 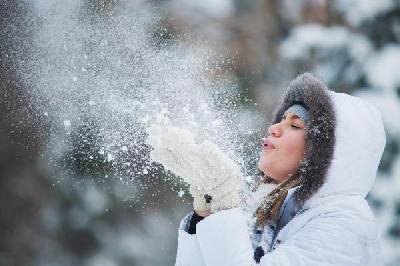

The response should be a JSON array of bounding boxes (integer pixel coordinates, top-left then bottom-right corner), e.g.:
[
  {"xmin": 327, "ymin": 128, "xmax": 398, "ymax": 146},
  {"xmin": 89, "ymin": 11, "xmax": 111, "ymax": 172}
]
[{"xmin": 281, "ymin": 116, "xmax": 302, "ymax": 129}]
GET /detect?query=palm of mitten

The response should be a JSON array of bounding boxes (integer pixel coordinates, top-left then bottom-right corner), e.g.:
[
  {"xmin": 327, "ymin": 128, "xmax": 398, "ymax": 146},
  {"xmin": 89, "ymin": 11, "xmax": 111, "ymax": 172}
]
[
  {"xmin": 146, "ymin": 125, "xmax": 241, "ymax": 212},
  {"xmin": 194, "ymin": 140, "xmax": 242, "ymax": 212}
]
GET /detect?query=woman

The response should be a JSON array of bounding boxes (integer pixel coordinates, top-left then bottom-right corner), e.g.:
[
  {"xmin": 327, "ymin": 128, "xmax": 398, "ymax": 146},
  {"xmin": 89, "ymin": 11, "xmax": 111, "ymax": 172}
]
[{"xmin": 147, "ymin": 73, "xmax": 386, "ymax": 265}]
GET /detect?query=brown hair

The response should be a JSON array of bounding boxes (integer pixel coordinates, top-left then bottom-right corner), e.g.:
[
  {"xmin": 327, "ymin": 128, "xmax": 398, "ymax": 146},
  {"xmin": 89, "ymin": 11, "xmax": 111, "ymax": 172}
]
[{"xmin": 254, "ymin": 173, "xmax": 301, "ymax": 226}]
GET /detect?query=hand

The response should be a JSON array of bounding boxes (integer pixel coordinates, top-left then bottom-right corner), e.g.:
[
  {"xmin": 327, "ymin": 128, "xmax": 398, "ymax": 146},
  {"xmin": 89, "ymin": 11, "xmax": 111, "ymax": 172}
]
[{"xmin": 146, "ymin": 124, "xmax": 242, "ymax": 213}]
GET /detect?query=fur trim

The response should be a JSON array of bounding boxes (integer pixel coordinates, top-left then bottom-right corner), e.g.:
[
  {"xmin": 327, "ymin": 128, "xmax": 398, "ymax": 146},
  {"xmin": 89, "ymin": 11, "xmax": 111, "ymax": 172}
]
[{"xmin": 272, "ymin": 73, "xmax": 336, "ymax": 207}]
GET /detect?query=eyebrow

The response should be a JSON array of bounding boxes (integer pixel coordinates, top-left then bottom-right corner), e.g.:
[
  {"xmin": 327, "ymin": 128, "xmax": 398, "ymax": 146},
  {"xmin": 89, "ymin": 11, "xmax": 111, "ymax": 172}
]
[
  {"xmin": 283, "ymin": 113, "xmax": 301, "ymax": 120},
  {"xmin": 283, "ymin": 113, "xmax": 304, "ymax": 124}
]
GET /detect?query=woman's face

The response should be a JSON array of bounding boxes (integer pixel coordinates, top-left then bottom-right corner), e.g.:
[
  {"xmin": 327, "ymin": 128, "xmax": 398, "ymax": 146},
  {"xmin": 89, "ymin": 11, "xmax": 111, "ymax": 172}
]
[{"xmin": 258, "ymin": 112, "xmax": 306, "ymax": 183}]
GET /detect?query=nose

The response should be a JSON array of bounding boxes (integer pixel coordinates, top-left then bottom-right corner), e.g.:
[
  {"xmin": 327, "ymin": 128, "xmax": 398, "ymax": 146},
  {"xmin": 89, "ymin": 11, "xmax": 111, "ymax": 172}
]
[{"xmin": 268, "ymin": 122, "xmax": 281, "ymax": 137}]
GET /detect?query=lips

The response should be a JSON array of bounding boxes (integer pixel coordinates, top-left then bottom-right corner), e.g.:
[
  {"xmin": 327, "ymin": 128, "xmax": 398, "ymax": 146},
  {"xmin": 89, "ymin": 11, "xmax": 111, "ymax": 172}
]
[{"xmin": 262, "ymin": 138, "xmax": 276, "ymax": 149}]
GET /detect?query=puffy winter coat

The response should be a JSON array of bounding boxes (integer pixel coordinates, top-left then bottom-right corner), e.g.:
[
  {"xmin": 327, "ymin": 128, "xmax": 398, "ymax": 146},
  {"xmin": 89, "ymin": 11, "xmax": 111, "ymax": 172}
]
[{"xmin": 175, "ymin": 73, "xmax": 386, "ymax": 266}]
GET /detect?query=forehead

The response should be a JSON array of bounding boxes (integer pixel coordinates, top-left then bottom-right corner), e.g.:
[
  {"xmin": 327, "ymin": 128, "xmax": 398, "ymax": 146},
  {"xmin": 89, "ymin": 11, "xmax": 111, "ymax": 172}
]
[{"xmin": 285, "ymin": 112, "xmax": 303, "ymax": 121}]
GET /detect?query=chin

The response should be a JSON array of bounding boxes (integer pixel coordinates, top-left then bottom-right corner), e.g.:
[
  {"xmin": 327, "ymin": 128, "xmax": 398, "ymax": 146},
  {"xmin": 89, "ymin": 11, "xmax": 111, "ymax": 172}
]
[
  {"xmin": 257, "ymin": 160, "xmax": 265, "ymax": 173},
  {"xmin": 258, "ymin": 163, "xmax": 270, "ymax": 177},
  {"xmin": 258, "ymin": 161, "xmax": 278, "ymax": 181},
  {"xmin": 258, "ymin": 156, "xmax": 270, "ymax": 173}
]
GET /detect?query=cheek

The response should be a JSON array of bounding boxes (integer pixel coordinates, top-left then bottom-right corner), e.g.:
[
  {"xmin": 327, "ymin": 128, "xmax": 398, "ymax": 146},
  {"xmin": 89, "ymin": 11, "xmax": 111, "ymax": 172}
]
[
  {"xmin": 283, "ymin": 134, "xmax": 305, "ymax": 162},
  {"xmin": 258, "ymin": 132, "xmax": 305, "ymax": 180},
  {"xmin": 286, "ymin": 142, "xmax": 304, "ymax": 155}
]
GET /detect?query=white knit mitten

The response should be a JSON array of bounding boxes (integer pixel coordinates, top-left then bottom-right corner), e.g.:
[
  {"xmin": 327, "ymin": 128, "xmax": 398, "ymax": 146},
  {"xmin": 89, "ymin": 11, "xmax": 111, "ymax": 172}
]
[{"xmin": 146, "ymin": 125, "xmax": 242, "ymax": 213}]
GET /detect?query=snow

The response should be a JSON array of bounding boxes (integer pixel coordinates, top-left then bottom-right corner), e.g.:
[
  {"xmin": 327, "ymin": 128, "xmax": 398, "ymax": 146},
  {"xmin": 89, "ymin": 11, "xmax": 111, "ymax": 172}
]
[
  {"xmin": 280, "ymin": 24, "xmax": 372, "ymax": 62},
  {"xmin": 177, "ymin": 189, "xmax": 185, "ymax": 197},
  {"xmin": 86, "ymin": 254, "xmax": 117, "ymax": 266},
  {"xmin": 370, "ymin": 165, "xmax": 400, "ymax": 263},
  {"xmin": 63, "ymin": 119, "xmax": 71, "ymax": 128},
  {"xmin": 279, "ymin": 23, "xmax": 373, "ymax": 84},
  {"xmin": 280, "ymin": 24, "xmax": 348, "ymax": 59},
  {"xmin": 365, "ymin": 45, "xmax": 400, "ymax": 94},
  {"xmin": 354, "ymin": 90, "xmax": 400, "ymax": 136},
  {"xmin": 172, "ymin": 0, "xmax": 234, "ymax": 20},
  {"xmin": 107, "ymin": 153, "xmax": 114, "ymax": 162},
  {"xmin": 354, "ymin": 53, "xmax": 400, "ymax": 264},
  {"xmin": 31, "ymin": 0, "xmax": 82, "ymax": 17},
  {"xmin": 83, "ymin": 185, "xmax": 109, "ymax": 214},
  {"xmin": 334, "ymin": 0, "xmax": 394, "ymax": 26},
  {"xmin": 21, "ymin": 0, "xmax": 249, "ymax": 196}
]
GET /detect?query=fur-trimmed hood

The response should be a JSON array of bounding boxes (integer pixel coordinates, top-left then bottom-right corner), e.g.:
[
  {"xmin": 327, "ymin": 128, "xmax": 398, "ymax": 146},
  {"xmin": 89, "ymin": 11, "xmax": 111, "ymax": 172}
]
[{"xmin": 273, "ymin": 73, "xmax": 386, "ymax": 208}]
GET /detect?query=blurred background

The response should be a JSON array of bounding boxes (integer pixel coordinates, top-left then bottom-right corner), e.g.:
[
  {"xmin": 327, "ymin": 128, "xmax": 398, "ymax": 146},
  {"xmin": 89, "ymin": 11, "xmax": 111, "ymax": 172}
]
[{"xmin": 1, "ymin": 0, "xmax": 400, "ymax": 265}]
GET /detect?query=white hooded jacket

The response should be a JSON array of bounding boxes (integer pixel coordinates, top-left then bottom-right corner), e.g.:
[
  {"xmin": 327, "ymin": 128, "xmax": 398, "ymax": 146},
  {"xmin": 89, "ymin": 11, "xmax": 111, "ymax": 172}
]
[{"xmin": 175, "ymin": 74, "xmax": 386, "ymax": 266}]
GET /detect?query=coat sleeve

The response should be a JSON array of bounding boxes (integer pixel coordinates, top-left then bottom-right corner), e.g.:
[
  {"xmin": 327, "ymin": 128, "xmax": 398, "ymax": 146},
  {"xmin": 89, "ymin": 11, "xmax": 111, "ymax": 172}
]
[
  {"xmin": 196, "ymin": 208, "xmax": 255, "ymax": 266},
  {"xmin": 195, "ymin": 207, "xmax": 383, "ymax": 266},
  {"xmin": 259, "ymin": 210, "xmax": 384, "ymax": 266},
  {"xmin": 175, "ymin": 213, "xmax": 206, "ymax": 266}
]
